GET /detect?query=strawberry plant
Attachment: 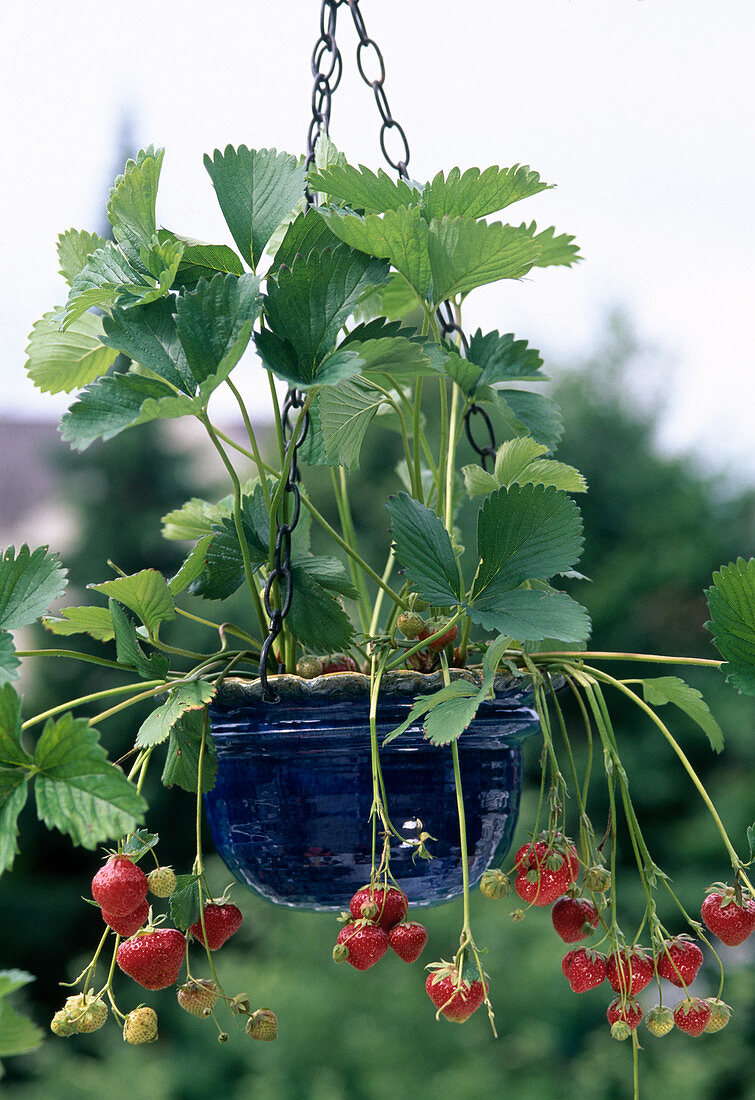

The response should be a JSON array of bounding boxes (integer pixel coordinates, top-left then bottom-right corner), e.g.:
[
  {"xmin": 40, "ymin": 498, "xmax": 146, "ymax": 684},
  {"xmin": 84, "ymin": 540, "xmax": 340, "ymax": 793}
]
[{"xmin": 0, "ymin": 4, "xmax": 754, "ymax": 1097}]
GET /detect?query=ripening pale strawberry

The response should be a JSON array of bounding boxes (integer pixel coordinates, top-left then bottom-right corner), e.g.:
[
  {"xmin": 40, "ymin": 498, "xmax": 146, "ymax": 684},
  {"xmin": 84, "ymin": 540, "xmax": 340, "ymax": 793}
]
[
  {"xmin": 102, "ymin": 898, "xmax": 149, "ymax": 939},
  {"xmin": 117, "ymin": 929, "xmax": 186, "ymax": 990},
  {"xmin": 479, "ymin": 868, "xmax": 510, "ymax": 900},
  {"xmin": 122, "ymin": 1006, "xmax": 158, "ymax": 1044},
  {"xmin": 701, "ymin": 885, "xmax": 755, "ymax": 946},
  {"xmin": 397, "ymin": 612, "xmax": 425, "ymax": 639},
  {"xmin": 92, "ymin": 856, "xmax": 148, "ymax": 916},
  {"xmin": 567, "ymin": 948, "xmax": 607, "ymax": 993},
  {"xmin": 656, "ymin": 936, "xmax": 704, "ymax": 988},
  {"xmin": 551, "ymin": 897, "xmax": 599, "ymax": 943},
  {"xmin": 426, "ymin": 965, "xmax": 486, "ymax": 1022},
  {"xmin": 147, "ymin": 866, "xmax": 177, "ymax": 899},
  {"xmin": 349, "ymin": 884, "xmax": 408, "ymax": 932},
  {"xmin": 246, "ymin": 1008, "xmax": 278, "ymax": 1041},
  {"xmin": 50, "ymin": 1010, "xmax": 77, "ymax": 1038},
  {"xmin": 296, "ymin": 656, "xmax": 323, "ymax": 679},
  {"xmin": 190, "ymin": 903, "xmax": 243, "ymax": 950},
  {"xmin": 607, "ymin": 997, "xmax": 643, "ymax": 1039},
  {"xmin": 704, "ymin": 998, "xmax": 732, "ymax": 1033},
  {"xmin": 74, "ymin": 997, "xmax": 108, "ymax": 1034},
  {"xmin": 606, "ymin": 947, "xmax": 654, "ymax": 996},
  {"xmin": 673, "ymin": 997, "xmax": 712, "ymax": 1037},
  {"xmin": 177, "ymin": 979, "xmax": 218, "ymax": 1018},
  {"xmin": 335, "ymin": 922, "xmax": 389, "ymax": 970}
]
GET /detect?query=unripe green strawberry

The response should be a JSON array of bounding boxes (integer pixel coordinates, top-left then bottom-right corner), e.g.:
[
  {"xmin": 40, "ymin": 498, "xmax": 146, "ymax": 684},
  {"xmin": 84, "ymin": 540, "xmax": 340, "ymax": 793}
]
[
  {"xmin": 397, "ymin": 612, "xmax": 425, "ymax": 639},
  {"xmin": 645, "ymin": 1005, "xmax": 675, "ymax": 1037},
  {"xmin": 123, "ymin": 1006, "xmax": 158, "ymax": 1045},
  {"xmin": 704, "ymin": 998, "xmax": 732, "ymax": 1033},
  {"xmin": 583, "ymin": 866, "xmax": 611, "ymax": 893},
  {"xmin": 479, "ymin": 869, "xmax": 510, "ymax": 900},
  {"xmin": 296, "ymin": 656, "xmax": 323, "ymax": 679},
  {"xmin": 50, "ymin": 1010, "xmax": 77, "ymax": 1038},
  {"xmin": 407, "ymin": 593, "xmax": 429, "ymax": 612},
  {"xmin": 76, "ymin": 998, "xmax": 108, "ymax": 1033},
  {"xmin": 177, "ymin": 979, "xmax": 218, "ymax": 1018},
  {"xmin": 147, "ymin": 866, "xmax": 177, "ymax": 898},
  {"xmin": 245, "ymin": 1008, "xmax": 278, "ymax": 1041}
]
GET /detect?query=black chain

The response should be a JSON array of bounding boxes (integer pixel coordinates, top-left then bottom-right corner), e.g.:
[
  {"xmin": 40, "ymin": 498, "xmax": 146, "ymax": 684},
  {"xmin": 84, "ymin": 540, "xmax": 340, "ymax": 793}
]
[
  {"xmin": 345, "ymin": 0, "xmax": 411, "ymax": 179},
  {"xmin": 258, "ymin": 390, "xmax": 310, "ymax": 701},
  {"xmin": 304, "ymin": 0, "xmax": 343, "ymax": 199},
  {"xmin": 436, "ymin": 304, "xmax": 497, "ymax": 472}
]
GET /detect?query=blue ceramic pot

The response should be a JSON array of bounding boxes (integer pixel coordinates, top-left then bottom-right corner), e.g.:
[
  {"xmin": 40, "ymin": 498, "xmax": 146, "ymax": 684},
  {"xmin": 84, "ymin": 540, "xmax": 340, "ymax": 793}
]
[{"xmin": 204, "ymin": 670, "xmax": 540, "ymax": 911}]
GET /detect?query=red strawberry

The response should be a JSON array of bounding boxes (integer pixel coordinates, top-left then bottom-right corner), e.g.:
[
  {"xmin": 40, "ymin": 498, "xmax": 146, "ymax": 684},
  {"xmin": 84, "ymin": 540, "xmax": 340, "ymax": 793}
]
[
  {"xmin": 349, "ymin": 884, "xmax": 408, "ymax": 932},
  {"xmin": 190, "ymin": 903, "xmax": 242, "ymax": 950},
  {"xmin": 514, "ymin": 836, "xmax": 579, "ymax": 907},
  {"xmin": 606, "ymin": 947, "xmax": 653, "ymax": 996},
  {"xmin": 567, "ymin": 948, "xmax": 607, "ymax": 992},
  {"xmin": 418, "ymin": 623, "xmax": 459, "ymax": 652},
  {"xmin": 562, "ymin": 949, "xmax": 580, "ymax": 978},
  {"xmin": 116, "ymin": 929, "xmax": 186, "ymax": 990},
  {"xmin": 387, "ymin": 921, "xmax": 428, "ymax": 963},
  {"xmin": 656, "ymin": 936, "xmax": 703, "ymax": 988},
  {"xmin": 92, "ymin": 856, "xmax": 148, "ymax": 917},
  {"xmin": 426, "ymin": 966, "xmax": 486, "ymax": 1022},
  {"xmin": 701, "ymin": 885, "xmax": 755, "ymax": 946},
  {"xmin": 551, "ymin": 897, "xmax": 599, "ymax": 942},
  {"xmin": 321, "ymin": 654, "xmax": 357, "ymax": 674},
  {"xmin": 102, "ymin": 898, "xmax": 149, "ymax": 939},
  {"xmin": 673, "ymin": 997, "xmax": 712, "ymax": 1037},
  {"xmin": 335, "ymin": 922, "xmax": 388, "ymax": 970},
  {"xmin": 607, "ymin": 997, "xmax": 643, "ymax": 1038}
]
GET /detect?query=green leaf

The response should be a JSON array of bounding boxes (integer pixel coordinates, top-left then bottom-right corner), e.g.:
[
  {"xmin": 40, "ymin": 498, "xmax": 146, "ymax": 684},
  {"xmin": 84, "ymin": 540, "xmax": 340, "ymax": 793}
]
[
  {"xmin": 320, "ymin": 205, "xmax": 432, "ymax": 301},
  {"xmin": 57, "ymin": 229, "xmax": 109, "ymax": 285},
  {"xmin": 519, "ymin": 221, "xmax": 581, "ymax": 268},
  {"xmin": 464, "ymin": 438, "xmax": 586, "ymax": 497},
  {"xmin": 0, "ymin": 685, "xmax": 31, "ymax": 768},
  {"xmin": 293, "ymin": 555, "xmax": 358, "ymax": 599},
  {"xmin": 385, "ymin": 493, "xmax": 462, "ymax": 606},
  {"xmin": 747, "ymin": 824, "xmax": 755, "ymax": 862},
  {"xmin": 258, "ymin": 244, "xmax": 389, "ymax": 385},
  {"xmin": 420, "ymin": 164, "xmax": 551, "ymax": 221},
  {"xmin": 0, "ymin": 635, "xmax": 19, "ymax": 686},
  {"xmin": 383, "ymin": 682, "xmax": 469, "ymax": 746},
  {"xmin": 204, "ymin": 145, "xmax": 306, "ymax": 268},
  {"xmin": 492, "ymin": 389, "xmax": 564, "ymax": 450},
  {"xmin": 60, "ymin": 370, "xmax": 195, "ymax": 451},
  {"xmin": 122, "ymin": 828, "xmax": 159, "ymax": 860},
  {"xmin": 42, "ymin": 605, "xmax": 115, "ymax": 642},
  {"xmin": 169, "ymin": 535, "xmax": 213, "ymax": 595},
  {"xmin": 0, "ymin": 545, "xmax": 67, "ymax": 631},
  {"xmin": 427, "ymin": 217, "xmax": 541, "ymax": 301},
  {"xmin": 191, "ymin": 500, "xmax": 268, "ymax": 601},
  {"xmin": 641, "ymin": 677, "xmax": 725, "ymax": 753},
  {"xmin": 136, "ymin": 681, "xmax": 216, "ymax": 749},
  {"xmin": 0, "ymin": 972, "xmax": 34, "ymax": 1001},
  {"xmin": 89, "ymin": 570, "xmax": 175, "ymax": 633},
  {"xmin": 0, "ymin": 998, "xmax": 43, "ymax": 1059},
  {"xmin": 422, "ymin": 681, "xmax": 483, "ymax": 746},
  {"xmin": 157, "ymin": 231, "xmax": 245, "ymax": 283},
  {"xmin": 170, "ymin": 873, "xmax": 202, "ymax": 931},
  {"xmin": 107, "ymin": 146, "xmax": 165, "ymax": 268},
  {"xmin": 107, "ymin": 600, "xmax": 169, "ymax": 680},
  {"xmin": 705, "ymin": 558, "xmax": 755, "ymax": 695},
  {"xmin": 467, "ymin": 587, "xmax": 591, "ymax": 643},
  {"xmin": 286, "ymin": 568, "xmax": 354, "ymax": 653},
  {"xmin": 102, "ymin": 297, "xmax": 192, "ymax": 392},
  {"xmin": 161, "ymin": 497, "xmax": 231, "ymax": 542},
  {"xmin": 34, "ymin": 714, "xmax": 146, "ymax": 848},
  {"xmin": 308, "ymin": 163, "xmax": 419, "ymax": 214},
  {"xmin": 473, "ymin": 485, "xmax": 584, "ymax": 605},
  {"xmin": 467, "ymin": 329, "xmax": 545, "ymax": 387},
  {"xmin": 269, "ymin": 208, "xmax": 343, "ymax": 275},
  {"xmin": 62, "ymin": 242, "xmax": 149, "ymax": 328},
  {"xmin": 318, "ymin": 378, "xmax": 386, "ymax": 468},
  {"xmin": 25, "ymin": 309, "xmax": 119, "ymax": 395},
  {"xmin": 175, "ymin": 272, "xmax": 261, "ymax": 392},
  {"xmin": 162, "ymin": 710, "xmax": 217, "ymax": 793},
  {"xmin": 461, "ymin": 465, "xmax": 500, "ymax": 498},
  {"xmin": 0, "ymin": 769, "xmax": 28, "ymax": 876}
]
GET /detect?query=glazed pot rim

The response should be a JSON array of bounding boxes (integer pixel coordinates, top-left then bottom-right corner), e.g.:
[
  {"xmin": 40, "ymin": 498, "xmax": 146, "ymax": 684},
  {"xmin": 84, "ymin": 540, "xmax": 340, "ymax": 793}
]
[{"xmin": 213, "ymin": 668, "xmax": 541, "ymax": 707}]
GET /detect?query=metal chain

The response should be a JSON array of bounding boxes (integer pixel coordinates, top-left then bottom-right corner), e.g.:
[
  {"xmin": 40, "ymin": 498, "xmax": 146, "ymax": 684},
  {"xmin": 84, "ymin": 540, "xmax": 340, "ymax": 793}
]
[
  {"xmin": 436, "ymin": 304, "xmax": 497, "ymax": 472},
  {"xmin": 259, "ymin": 390, "xmax": 310, "ymax": 701},
  {"xmin": 344, "ymin": 0, "xmax": 411, "ymax": 179},
  {"xmin": 304, "ymin": 0, "xmax": 343, "ymax": 199}
]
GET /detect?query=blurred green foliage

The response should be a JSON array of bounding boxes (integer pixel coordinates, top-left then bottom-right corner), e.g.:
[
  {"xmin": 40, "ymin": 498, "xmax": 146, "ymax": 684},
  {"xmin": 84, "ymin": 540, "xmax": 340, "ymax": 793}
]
[{"xmin": 3, "ymin": 315, "xmax": 754, "ymax": 1098}]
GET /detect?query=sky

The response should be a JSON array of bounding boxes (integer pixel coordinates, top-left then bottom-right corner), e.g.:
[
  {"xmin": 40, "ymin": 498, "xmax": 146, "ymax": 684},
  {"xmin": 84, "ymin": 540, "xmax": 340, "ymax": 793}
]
[{"xmin": 1, "ymin": 0, "xmax": 753, "ymax": 473}]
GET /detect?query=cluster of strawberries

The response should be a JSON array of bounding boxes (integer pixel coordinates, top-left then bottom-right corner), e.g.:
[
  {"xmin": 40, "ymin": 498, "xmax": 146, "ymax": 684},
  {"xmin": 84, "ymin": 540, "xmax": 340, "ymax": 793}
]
[
  {"xmin": 51, "ymin": 853, "xmax": 274, "ymax": 1045},
  {"xmin": 333, "ymin": 884, "xmax": 429, "ymax": 969},
  {"xmin": 482, "ymin": 835, "xmax": 755, "ymax": 1041}
]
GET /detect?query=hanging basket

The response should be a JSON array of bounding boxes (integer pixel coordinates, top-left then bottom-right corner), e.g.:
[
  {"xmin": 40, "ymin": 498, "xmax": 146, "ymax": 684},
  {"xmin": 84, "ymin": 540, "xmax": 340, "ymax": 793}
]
[{"xmin": 204, "ymin": 670, "xmax": 541, "ymax": 910}]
